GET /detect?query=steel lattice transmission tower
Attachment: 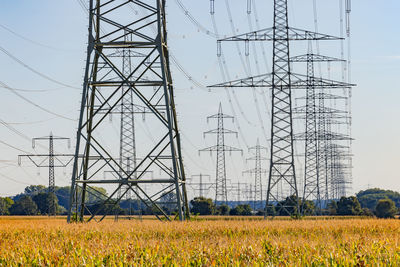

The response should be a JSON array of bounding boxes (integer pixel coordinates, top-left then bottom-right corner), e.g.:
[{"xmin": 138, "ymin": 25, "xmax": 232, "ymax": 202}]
[
  {"xmin": 68, "ymin": 0, "xmax": 189, "ymax": 222},
  {"xmin": 115, "ymin": 30, "xmax": 141, "ymax": 220},
  {"xmin": 243, "ymin": 139, "xmax": 267, "ymax": 210},
  {"xmin": 290, "ymin": 51, "xmax": 348, "ymax": 214},
  {"xmin": 200, "ymin": 103, "xmax": 242, "ymax": 204},
  {"xmin": 209, "ymin": 0, "xmax": 344, "ymax": 217},
  {"xmin": 19, "ymin": 133, "xmax": 72, "ymax": 215}
]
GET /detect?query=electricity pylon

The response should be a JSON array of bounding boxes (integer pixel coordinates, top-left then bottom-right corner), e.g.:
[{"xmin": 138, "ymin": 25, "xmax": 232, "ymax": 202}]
[
  {"xmin": 288, "ymin": 49, "xmax": 350, "ymax": 214},
  {"xmin": 68, "ymin": 0, "xmax": 189, "ymax": 222},
  {"xmin": 199, "ymin": 103, "xmax": 242, "ymax": 205},
  {"xmin": 19, "ymin": 133, "xmax": 72, "ymax": 215},
  {"xmin": 189, "ymin": 174, "xmax": 213, "ymax": 198},
  {"xmin": 243, "ymin": 139, "xmax": 267, "ymax": 211},
  {"xmin": 209, "ymin": 0, "xmax": 347, "ymax": 217}
]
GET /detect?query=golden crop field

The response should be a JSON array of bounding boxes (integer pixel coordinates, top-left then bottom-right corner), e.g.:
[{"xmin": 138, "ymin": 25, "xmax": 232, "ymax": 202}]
[{"xmin": 0, "ymin": 217, "xmax": 399, "ymax": 266}]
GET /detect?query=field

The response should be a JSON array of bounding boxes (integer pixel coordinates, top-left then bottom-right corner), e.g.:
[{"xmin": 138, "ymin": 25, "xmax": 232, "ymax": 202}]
[{"xmin": 0, "ymin": 217, "xmax": 399, "ymax": 266}]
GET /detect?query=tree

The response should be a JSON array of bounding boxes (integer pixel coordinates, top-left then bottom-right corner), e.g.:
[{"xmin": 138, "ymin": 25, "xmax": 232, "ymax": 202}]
[
  {"xmin": 230, "ymin": 204, "xmax": 252, "ymax": 216},
  {"xmin": 0, "ymin": 197, "xmax": 13, "ymax": 215},
  {"xmin": 190, "ymin": 197, "xmax": 215, "ymax": 215},
  {"xmin": 337, "ymin": 196, "xmax": 362, "ymax": 216},
  {"xmin": 10, "ymin": 196, "xmax": 38, "ymax": 215},
  {"xmin": 301, "ymin": 200, "xmax": 316, "ymax": 216},
  {"xmin": 216, "ymin": 204, "xmax": 230, "ymax": 215},
  {"xmin": 24, "ymin": 185, "xmax": 46, "ymax": 195},
  {"xmin": 32, "ymin": 192, "xmax": 60, "ymax": 215},
  {"xmin": 327, "ymin": 200, "xmax": 338, "ymax": 215},
  {"xmin": 277, "ymin": 195, "xmax": 300, "ymax": 216},
  {"xmin": 357, "ymin": 188, "xmax": 400, "ymax": 210},
  {"xmin": 375, "ymin": 198, "xmax": 397, "ymax": 219}
]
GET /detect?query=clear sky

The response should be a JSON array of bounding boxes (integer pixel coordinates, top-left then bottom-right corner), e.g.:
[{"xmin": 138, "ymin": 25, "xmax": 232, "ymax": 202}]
[{"xmin": 0, "ymin": 0, "xmax": 398, "ymax": 199}]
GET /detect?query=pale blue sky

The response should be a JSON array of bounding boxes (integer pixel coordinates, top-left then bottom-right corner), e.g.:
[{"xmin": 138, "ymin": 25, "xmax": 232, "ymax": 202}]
[{"xmin": 0, "ymin": 0, "xmax": 398, "ymax": 198}]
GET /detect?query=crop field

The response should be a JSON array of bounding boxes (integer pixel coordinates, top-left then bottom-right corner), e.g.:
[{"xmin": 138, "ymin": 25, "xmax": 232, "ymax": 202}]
[{"xmin": 0, "ymin": 217, "xmax": 399, "ymax": 266}]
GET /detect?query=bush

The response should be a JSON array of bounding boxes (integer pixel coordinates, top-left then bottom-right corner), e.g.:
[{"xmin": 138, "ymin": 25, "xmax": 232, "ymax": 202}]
[
  {"xmin": 10, "ymin": 196, "xmax": 38, "ymax": 215},
  {"xmin": 375, "ymin": 199, "xmax": 397, "ymax": 218},
  {"xmin": 216, "ymin": 204, "xmax": 230, "ymax": 215},
  {"xmin": 230, "ymin": 204, "xmax": 252, "ymax": 216},
  {"xmin": 190, "ymin": 197, "xmax": 215, "ymax": 215},
  {"xmin": 337, "ymin": 196, "xmax": 362, "ymax": 216}
]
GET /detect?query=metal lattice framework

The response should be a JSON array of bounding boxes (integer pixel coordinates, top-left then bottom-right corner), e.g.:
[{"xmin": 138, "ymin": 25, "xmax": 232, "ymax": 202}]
[
  {"xmin": 289, "ymin": 51, "xmax": 348, "ymax": 214},
  {"xmin": 68, "ymin": 0, "xmax": 189, "ymax": 222},
  {"xmin": 189, "ymin": 174, "xmax": 213, "ymax": 199},
  {"xmin": 200, "ymin": 104, "xmax": 242, "ymax": 204},
  {"xmin": 19, "ymin": 133, "xmax": 72, "ymax": 215},
  {"xmin": 207, "ymin": 0, "xmax": 356, "ymax": 217},
  {"xmin": 243, "ymin": 139, "xmax": 267, "ymax": 210}
]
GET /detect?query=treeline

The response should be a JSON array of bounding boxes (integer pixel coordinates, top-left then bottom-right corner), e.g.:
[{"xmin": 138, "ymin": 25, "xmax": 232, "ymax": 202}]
[
  {"xmin": 1, "ymin": 186, "xmax": 400, "ymax": 218},
  {"xmin": 191, "ymin": 188, "xmax": 400, "ymax": 218}
]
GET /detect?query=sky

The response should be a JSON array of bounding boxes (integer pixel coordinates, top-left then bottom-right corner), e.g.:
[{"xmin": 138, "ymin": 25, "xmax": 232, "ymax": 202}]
[{"xmin": 0, "ymin": 0, "xmax": 399, "ymax": 199}]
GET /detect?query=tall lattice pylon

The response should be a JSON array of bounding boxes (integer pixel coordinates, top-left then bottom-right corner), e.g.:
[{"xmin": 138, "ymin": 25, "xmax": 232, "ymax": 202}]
[
  {"xmin": 200, "ymin": 103, "xmax": 242, "ymax": 204},
  {"xmin": 68, "ymin": 0, "xmax": 189, "ymax": 222},
  {"xmin": 209, "ymin": 0, "xmax": 345, "ymax": 217},
  {"xmin": 116, "ymin": 30, "xmax": 138, "ymax": 220},
  {"xmin": 19, "ymin": 133, "xmax": 72, "ymax": 215},
  {"xmin": 243, "ymin": 139, "xmax": 267, "ymax": 210},
  {"xmin": 289, "ymin": 51, "xmax": 347, "ymax": 214}
]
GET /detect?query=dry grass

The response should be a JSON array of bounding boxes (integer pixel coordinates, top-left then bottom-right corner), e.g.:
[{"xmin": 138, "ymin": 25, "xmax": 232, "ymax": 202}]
[{"xmin": 0, "ymin": 217, "xmax": 399, "ymax": 266}]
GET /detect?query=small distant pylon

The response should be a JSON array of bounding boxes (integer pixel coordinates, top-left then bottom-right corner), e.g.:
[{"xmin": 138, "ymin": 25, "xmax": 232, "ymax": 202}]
[
  {"xmin": 199, "ymin": 103, "xmax": 242, "ymax": 204},
  {"xmin": 189, "ymin": 174, "xmax": 213, "ymax": 198},
  {"xmin": 18, "ymin": 133, "xmax": 72, "ymax": 216},
  {"xmin": 243, "ymin": 139, "xmax": 267, "ymax": 211}
]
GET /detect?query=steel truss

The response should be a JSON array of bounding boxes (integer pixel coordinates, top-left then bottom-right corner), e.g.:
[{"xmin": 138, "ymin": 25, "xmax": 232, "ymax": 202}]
[
  {"xmin": 243, "ymin": 139, "xmax": 267, "ymax": 210},
  {"xmin": 199, "ymin": 103, "xmax": 242, "ymax": 205},
  {"xmin": 208, "ymin": 0, "xmax": 350, "ymax": 217},
  {"xmin": 19, "ymin": 133, "xmax": 72, "ymax": 215},
  {"xmin": 68, "ymin": 0, "xmax": 189, "ymax": 222}
]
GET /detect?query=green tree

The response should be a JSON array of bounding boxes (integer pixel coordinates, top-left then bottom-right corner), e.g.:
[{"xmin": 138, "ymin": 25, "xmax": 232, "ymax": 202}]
[
  {"xmin": 277, "ymin": 195, "xmax": 300, "ymax": 216},
  {"xmin": 230, "ymin": 204, "xmax": 252, "ymax": 216},
  {"xmin": 32, "ymin": 192, "xmax": 60, "ymax": 215},
  {"xmin": 10, "ymin": 196, "xmax": 38, "ymax": 215},
  {"xmin": 337, "ymin": 196, "xmax": 362, "ymax": 216},
  {"xmin": 357, "ymin": 188, "xmax": 400, "ymax": 210},
  {"xmin": 24, "ymin": 185, "xmax": 46, "ymax": 195},
  {"xmin": 216, "ymin": 204, "xmax": 230, "ymax": 215},
  {"xmin": 327, "ymin": 200, "xmax": 338, "ymax": 215},
  {"xmin": 0, "ymin": 197, "xmax": 13, "ymax": 215},
  {"xmin": 375, "ymin": 198, "xmax": 397, "ymax": 218},
  {"xmin": 301, "ymin": 200, "xmax": 316, "ymax": 216},
  {"xmin": 190, "ymin": 197, "xmax": 215, "ymax": 215}
]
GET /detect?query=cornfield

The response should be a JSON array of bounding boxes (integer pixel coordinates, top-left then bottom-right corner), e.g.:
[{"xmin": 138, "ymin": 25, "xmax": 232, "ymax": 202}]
[{"xmin": 0, "ymin": 217, "xmax": 399, "ymax": 265}]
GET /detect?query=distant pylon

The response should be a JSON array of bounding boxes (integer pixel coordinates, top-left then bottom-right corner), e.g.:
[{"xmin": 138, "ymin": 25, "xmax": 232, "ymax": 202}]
[
  {"xmin": 209, "ymin": 0, "xmax": 346, "ymax": 217},
  {"xmin": 68, "ymin": 0, "xmax": 189, "ymax": 222},
  {"xmin": 19, "ymin": 133, "xmax": 72, "ymax": 215},
  {"xmin": 243, "ymin": 139, "xmax": 267, "ymax": 210},
  {"xmin": 189, "ymin": 174, "xmax": 213, "ymax": 198},
  {"xmin": 200, "ymin": 103, "xmax": 242, "ymax": 204}
]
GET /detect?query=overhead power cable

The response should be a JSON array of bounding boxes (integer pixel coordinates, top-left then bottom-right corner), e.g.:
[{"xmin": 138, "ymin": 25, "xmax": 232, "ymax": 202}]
[
  {"xmin": 0, "ymin": 172, "xmax": 32, "ymax": 185},
  {"xmin": 0, "ymin": 23, "xmax": 76, "ymax": 52},
  {"xmin": 0, "ymin": 45, "xmax": 80, "ymax": 90},
  {"xmin": 0, "ymin": 81, "xmax": 76, "ymax": 121},
  {"xmin": 0, "ymin": 139, "xmax": 30, "ymax": 154},
  {"xmin": 174, "ymin": 0, "xmax": 221, "ymax": 39}
]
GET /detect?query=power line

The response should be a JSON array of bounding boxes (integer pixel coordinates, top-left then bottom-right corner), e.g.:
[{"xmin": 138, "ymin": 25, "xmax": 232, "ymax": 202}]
[
  {"xmin": 0, "ymin": 23, "xmax": 76, "ymax": 52},
  {"xmin": 0, "ymin": 45, "xmax": 80, "ymax": 90},
  {"xmin": 174, "ymin": 0, "xmax": 220, "ymax": 39},
  {"xmin": 0, "ymin": 83, "xmax": 66, "ymax": 93},
  {"xmin": 0, "ymin": 81, "xmax": 76, "ymax": 121}
]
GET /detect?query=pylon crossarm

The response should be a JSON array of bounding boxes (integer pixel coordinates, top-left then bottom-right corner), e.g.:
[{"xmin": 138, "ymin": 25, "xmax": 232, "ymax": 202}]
[
  {"xmin": 207, "ymin": 72, "xmax": 355, "ymax": 89},
  {"xmin": 217, "ymin": 27, "xmax": 342, "ymax": 42}
]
